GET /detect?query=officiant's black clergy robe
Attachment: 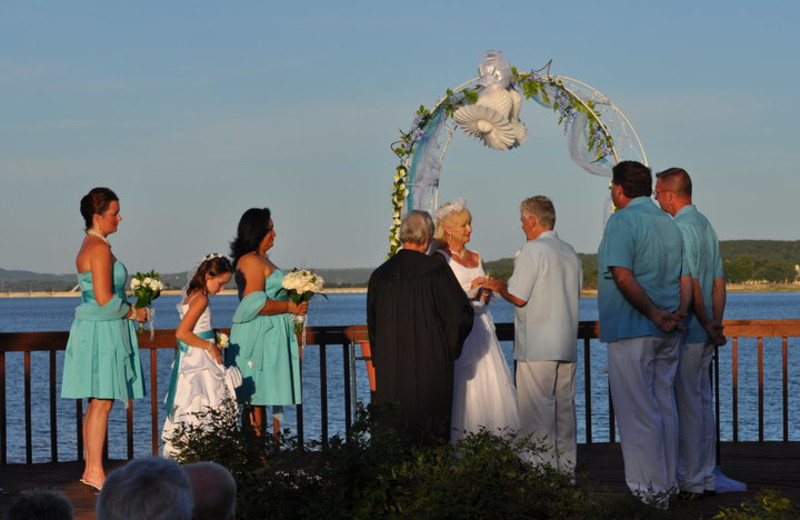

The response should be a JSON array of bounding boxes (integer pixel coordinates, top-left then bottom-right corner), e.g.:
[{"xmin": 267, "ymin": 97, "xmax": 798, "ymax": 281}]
[{"xmin": 367, "ymin": 249, "xmax": 474, "ymax": 442}]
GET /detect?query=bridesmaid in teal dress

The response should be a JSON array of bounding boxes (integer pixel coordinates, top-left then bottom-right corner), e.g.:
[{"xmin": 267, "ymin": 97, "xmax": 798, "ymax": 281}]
[
  {"xmin": 60, "ymin": 187, "xmax": 147, "ymax": 492},
  {"xmin": 227, "ymin": 208, "xmax": 308, "ymax": 438}
]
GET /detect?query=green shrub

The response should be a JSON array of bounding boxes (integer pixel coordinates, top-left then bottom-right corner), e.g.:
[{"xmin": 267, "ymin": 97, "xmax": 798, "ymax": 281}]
[
  {"xmin": 166, "ymin": 403, "xmax": 795, "ymax": 520},
  {"xmin": 714, "ymin": 490, "xmax": 800, "ymax": 520}
]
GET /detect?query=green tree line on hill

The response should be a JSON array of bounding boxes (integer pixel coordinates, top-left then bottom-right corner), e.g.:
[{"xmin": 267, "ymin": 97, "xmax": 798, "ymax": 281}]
[
  {"xmin": 484, "ymin": 240, "xmax": 800, "ymax": 289},
  {"xmin": 2, "ymin": 241, "xmax": 798, "ymax": 292}
]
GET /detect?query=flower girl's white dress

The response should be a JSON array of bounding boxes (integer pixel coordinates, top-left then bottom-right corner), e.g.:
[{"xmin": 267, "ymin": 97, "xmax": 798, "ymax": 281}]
[
  {"xmin": 161, "ymin": 297, "xmax": 241, "ymax": 457},
  {"xmin": 439, "ymin": 251, "xmax": 521, "ymax": 442}
]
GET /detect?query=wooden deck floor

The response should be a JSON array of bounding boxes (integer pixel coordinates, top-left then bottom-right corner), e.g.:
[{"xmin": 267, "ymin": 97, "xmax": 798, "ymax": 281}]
[{"xmin": 1, "ymin": 442, "xmax": 799, "ymax": 519}]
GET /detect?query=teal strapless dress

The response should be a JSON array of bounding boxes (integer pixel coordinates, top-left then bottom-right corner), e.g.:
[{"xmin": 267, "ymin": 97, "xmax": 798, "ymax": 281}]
[
  {"xmin": 60, "ymin": 261, "xmax": 145, "ymax": 403},
  {"xmin": 226, "ymin": 269, "xmax": 301, "ymax": 406}
]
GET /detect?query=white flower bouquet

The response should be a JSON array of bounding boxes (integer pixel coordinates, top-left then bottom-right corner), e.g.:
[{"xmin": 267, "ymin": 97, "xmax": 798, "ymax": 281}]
[
  {"xmin": 216, "ymin": 332, "xmax": 230, "ymax": 349},
  {"xmin": 131, "ymin": 270, "xmax": 164, "ymax": 308},
  {"xmin": 130, "ymin": 270, "xmax": 164, "ymax": 334},
  {"xmin": 281, "ymin": 268, "xmax": 326, "ymax": 334}
]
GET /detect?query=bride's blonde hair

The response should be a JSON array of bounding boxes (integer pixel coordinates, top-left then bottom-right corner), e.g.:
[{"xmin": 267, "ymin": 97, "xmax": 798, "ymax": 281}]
[{"xmin": 433, "ymin": 199, "xmax": 472, "ymax": 249}]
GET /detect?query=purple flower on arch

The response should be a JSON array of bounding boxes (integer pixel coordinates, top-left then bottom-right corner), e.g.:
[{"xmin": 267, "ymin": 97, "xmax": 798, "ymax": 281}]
[
  {"xmin": 554, "ymin": 88, "xmax": 576, "ymax": 133},
  {"xmin": 589, "ymin": 125, "xmax": 612, "ymax": 160},
  {"xmin": 527, "ymin": 69, "xmax": 544, "ymax": 83}
]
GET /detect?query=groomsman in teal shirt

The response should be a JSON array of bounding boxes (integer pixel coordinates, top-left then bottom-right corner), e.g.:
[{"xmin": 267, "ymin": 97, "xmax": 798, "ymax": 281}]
[
  {"xmin": 597, "ymin": 161, "xmax": 691, "ymax": 509},
  {"xmin": 655, "ymin": 167, "xmax": 726, "ymax": 498}
]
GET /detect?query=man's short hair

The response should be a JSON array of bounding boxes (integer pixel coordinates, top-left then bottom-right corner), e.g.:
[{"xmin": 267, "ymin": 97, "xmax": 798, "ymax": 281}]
[
  {"xmin": 612, "ymin": 160, "xmax": 652, "ymax": 199},
  {"xmin": 656, "ymin": 167, "xmax": 693, "ymax": 198},
  {"xmin": 520, "ymin": 196, "xmax": 556, "ymax": 229},
  {"xmin": 7, "ymin": 489, "xmax": 73, "ymax": 520},
  {"xmin": 97, "ymin": 457, "xmax": 192, "ymax": 520},
  {"xmin": 399, "ymin": 210, "xmax": 434, "ymax": 246},
  {"xmin": 184, "ymin": 462, "xmax": 237, "ymax": 520}
]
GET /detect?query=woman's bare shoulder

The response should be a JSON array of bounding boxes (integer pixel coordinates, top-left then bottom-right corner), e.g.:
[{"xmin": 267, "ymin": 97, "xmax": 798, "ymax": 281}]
[
  {"xmin": 76, "ymin": 236, "xmax": 111, "ymax": 272},
  {"xmin": 237, "ymin": 253, "xmax": 266, "ymax": 271}
]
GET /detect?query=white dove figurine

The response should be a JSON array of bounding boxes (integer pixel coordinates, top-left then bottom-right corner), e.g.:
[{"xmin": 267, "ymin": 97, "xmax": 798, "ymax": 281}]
[{"xmin": 454, "ymin": 51, "xmax": 527, "ymax": 150}]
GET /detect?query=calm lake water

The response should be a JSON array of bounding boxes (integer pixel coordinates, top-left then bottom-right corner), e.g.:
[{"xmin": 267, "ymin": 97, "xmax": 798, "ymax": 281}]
[{"xmin": 1, "ymin": 291, "xmax": 799, "ymax": 462}]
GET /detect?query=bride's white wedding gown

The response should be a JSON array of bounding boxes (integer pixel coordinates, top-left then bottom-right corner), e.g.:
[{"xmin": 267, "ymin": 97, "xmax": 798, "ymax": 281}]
[{"xmin": 439, "ymin": 251, "xmax": 521, "ymax": 442}]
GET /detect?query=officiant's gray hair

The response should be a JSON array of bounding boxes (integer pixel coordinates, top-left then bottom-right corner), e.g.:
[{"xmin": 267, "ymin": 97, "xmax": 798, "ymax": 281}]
[{"xmin": 399, "ymin": 210, "xmax": 434, "ymax": 246}]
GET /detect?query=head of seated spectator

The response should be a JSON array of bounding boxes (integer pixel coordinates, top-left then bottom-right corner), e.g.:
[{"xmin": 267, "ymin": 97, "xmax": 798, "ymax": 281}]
[
  {"xmin": 96, "ymin": 457, "xmax": 192, "ymax": 520},
  {"xmin": 184, "ymin": 461, "xmax": 237, "ymax": 520},
  {"xmin": 6, "ymin": 488, "xmax": 74, "ymax": 520}
]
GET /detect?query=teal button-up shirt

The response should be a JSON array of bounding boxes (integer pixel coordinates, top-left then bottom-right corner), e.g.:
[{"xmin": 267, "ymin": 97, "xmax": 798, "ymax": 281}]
[
  {"xmin": 674, "ymin": 204, "xmax": 725, "ymax": 344},
  {"xmin": 598, "ymin": 197, "xmax": 687, "ymax": 343}
]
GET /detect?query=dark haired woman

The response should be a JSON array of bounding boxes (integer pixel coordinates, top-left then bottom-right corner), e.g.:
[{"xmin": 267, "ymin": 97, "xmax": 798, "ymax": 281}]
[
  {"xmin": 161, "ymin": 254, "xmax": 241, "ymax": 457},
  {"xmin": 61, "ymin": 187, "xmax": 147, "ymax": 491},
  {"xmin": 227, "ymin": 208, "xmax": 307, "ymax": 437}
]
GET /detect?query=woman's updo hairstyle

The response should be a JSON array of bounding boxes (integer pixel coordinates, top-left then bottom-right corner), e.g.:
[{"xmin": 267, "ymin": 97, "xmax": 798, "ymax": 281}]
[
  {"xmin": 186, "ymin": 254, "xmax": 234, "ymax": 295},
  {"xmin": 80, "ymin": 187, "xmax": 119, "ymax": 230},
  {"xmin": 229, "ymin": 208, "xmax": 272, "ymax": 268}
]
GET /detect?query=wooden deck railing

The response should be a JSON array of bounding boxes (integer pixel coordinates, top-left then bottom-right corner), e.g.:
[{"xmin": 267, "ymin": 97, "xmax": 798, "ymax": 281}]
[
  {"xmin": 1, "ymin": 319, "xmax": 799, "ymax": 464},
  {"xmin": 722, "ymin": 320, "xmax": 800, "ymax": 442}
]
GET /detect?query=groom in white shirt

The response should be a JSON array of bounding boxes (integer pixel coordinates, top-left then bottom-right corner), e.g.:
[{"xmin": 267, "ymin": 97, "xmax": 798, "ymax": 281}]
[{"xmin": 487, "ymin": 195, "xmax": 582, "ymax": 474}]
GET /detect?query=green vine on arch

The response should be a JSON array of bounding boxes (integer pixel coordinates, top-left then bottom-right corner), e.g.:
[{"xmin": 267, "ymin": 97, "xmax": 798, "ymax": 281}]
[{"xmin": 388, "ymin": 66, "xmax": 615, "ymax": 256}]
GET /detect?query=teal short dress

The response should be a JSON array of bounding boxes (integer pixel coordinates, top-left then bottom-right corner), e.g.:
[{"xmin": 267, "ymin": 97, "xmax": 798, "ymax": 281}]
[
  {"xmin": 61, "ymin": 261, "xmax": 145, "ymax": 403},
  {"xmin": 227, "ymin": 269, "xmax": 301, "ymax": 406}
]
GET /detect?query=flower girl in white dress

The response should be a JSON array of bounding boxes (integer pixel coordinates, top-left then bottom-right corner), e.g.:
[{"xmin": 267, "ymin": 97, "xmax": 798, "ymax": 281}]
[
  {"xmin": 433, "ymin": 200, "xmax": 521, "ymax": 443},
  {"xmin": 162, "ymin": 254, "xmax": 242, "ymax": 457}
]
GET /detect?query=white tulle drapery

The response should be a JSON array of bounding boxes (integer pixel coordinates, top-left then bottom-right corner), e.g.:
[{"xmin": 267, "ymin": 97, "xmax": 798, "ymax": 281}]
[
  {"xmin": 404, "ymin": 109, "xmax": 451, "ymax": 216},
  {"xmin": 568, "ymin": 112, "xmax": 614, "ymax": 178}
]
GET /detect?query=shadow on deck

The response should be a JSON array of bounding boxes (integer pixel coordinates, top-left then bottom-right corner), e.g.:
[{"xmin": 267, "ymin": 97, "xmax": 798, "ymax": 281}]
[{"xmin": 2, "ymin": 442, "xmax": 799, "ymax": 519}]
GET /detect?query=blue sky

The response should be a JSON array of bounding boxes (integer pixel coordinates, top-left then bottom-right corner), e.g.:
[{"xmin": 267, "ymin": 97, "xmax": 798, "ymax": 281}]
[{"xmin": 2, "ymin": 1, "xmax": 798, "ymax": 274}]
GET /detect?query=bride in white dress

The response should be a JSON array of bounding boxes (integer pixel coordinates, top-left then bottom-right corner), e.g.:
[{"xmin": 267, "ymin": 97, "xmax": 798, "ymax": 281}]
[
  {"xmin": 162, "ymin": 254, "xmax": 242, "ymax": 457},
  {"xmin": 433, "ymin": 200, "xmax": 521, "ymax": 443}
]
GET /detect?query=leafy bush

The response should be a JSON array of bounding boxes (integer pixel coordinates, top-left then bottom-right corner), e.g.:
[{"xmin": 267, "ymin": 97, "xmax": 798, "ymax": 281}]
[
  {"xmin": 167, "ymin": 403, "xmax": 795, "ymax": 520},
  {"xmin": 713, "ymin": 491, "xmax": 800, "ymax": 520}
]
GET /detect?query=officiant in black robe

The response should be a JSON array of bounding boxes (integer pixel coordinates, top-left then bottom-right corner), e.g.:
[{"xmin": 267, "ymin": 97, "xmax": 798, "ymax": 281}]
[{"xmin": 367, "ymin": 210, "xmax": 474, "ymax": 444}]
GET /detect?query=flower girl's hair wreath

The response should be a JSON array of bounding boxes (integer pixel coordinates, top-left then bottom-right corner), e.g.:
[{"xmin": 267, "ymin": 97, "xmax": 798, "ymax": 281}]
[{"xmin": 185, "ymin": 254, "xmax": 233, "ymax": 295}]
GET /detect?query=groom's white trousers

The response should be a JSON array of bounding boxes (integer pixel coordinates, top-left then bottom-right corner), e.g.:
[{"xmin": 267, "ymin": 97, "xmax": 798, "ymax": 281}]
[
  {"xmin": 516, "ymin": 360, "xmax": 577, "ymax": 473},
  {"xmin": 608, "ymin": 336, "xmax": 680, "ymax": 498}
]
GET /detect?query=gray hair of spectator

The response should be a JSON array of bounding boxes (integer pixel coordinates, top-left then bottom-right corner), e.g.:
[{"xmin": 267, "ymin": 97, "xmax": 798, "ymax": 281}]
[
  {"xmin": 399, "ymin": 210, "xmax": 434, "ymax": 246},
  {"xmin": 184, "ymin": 462, "xmax": 237, "ymax": 520},
  {"xmin": 520, "ymin": 196, "xmax": 556, "ymax": 230},
  {"xmin": 96, "ymin": 457, "xmax": 192, "ymax": 520},
  {"xmin": 656, "ymin": 167, "xmax": 693, "ymax": 197},
  {"xmin": 7, "ymin": 489, "xmax": 74, "ymax": 520},
  {"xmin": 612, "ymin": 160, "xmax": 652, "ymax": 199}
]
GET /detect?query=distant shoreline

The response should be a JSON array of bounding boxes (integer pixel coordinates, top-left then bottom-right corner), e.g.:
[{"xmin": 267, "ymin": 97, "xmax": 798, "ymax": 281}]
[
  {"xmin": 577, "ymin": 282, "xmax": 800, "ymax": 298},
  {"xmin": 0, "ymin": 287, "xmax": 369, "ymax": 298},
  {"xmin": 1, "ymin": 283, "xmax": 798, "ymax": 298}
]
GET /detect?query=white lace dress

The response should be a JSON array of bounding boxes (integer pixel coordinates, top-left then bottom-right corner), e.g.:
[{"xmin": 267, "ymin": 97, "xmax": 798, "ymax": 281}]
[
  {"xmin": 161, "ymin": 300, "xmax": 241, "ymax": 458},
  {"xmin": 439, "ymin": 251, "xmax": 521, "ymax": 442}
]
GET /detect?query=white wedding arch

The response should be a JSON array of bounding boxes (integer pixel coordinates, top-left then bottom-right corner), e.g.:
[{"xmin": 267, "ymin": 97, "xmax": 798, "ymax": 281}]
[{"xmin": 387, "ymin": 50, "xmax": 647, "ymax": 255}]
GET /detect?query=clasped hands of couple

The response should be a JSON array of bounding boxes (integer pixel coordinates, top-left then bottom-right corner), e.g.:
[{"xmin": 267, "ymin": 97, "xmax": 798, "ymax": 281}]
[{"xmin": 469, "ymin": 276, "xmax": 507, "ymax": 302}]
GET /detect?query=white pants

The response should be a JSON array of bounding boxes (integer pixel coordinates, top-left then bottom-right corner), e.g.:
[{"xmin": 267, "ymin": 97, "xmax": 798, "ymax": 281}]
[
  {"xmin": 675, "ymin": 341, "xmax": 716, "ymax": 493},
  {"xmin": 516, "ymin": 361, "xmax": 577, "ymax": 473},
  {"xmin": 608, "ymin": 336, "xmax": 680, "ymax": 500}
]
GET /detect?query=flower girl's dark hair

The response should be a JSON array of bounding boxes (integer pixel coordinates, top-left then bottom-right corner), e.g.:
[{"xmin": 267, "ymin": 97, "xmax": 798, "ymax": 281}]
[
  {"xmin": 229, "ymin": 207, "xmax": 271, "ymax": 268},
  {"xmin": 186, "ymin": 255, "xmax": 233, "ymax": 295}
]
